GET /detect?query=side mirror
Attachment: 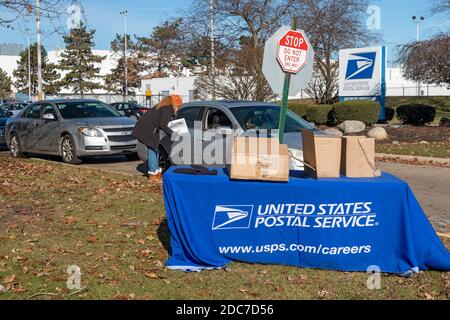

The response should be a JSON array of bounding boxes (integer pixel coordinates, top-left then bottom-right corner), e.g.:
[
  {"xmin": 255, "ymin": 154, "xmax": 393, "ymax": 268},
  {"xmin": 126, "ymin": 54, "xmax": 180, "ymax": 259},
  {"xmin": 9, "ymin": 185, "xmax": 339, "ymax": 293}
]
[{"xmin": 43, "ymin": 113, "xmax": 56, "ymax": 120}]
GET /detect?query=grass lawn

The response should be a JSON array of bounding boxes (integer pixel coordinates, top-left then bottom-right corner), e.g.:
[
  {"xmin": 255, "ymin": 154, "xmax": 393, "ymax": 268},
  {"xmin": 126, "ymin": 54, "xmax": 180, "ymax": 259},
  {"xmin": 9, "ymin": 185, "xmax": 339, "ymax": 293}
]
[
  {"xmin": 376, "ymin": 142, "xmax": 450, "ymax": 159},
  {"xmin": 0, "ymin": 157, "xmax": 449, "ymax": 300}
]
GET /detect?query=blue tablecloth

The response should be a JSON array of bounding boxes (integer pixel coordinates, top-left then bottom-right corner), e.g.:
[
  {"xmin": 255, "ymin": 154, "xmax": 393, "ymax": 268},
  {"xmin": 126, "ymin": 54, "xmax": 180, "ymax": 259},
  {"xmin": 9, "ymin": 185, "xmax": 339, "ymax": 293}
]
[{"xmin": 163, "ymin": 167, "xmax": 450, "ymax": 274}]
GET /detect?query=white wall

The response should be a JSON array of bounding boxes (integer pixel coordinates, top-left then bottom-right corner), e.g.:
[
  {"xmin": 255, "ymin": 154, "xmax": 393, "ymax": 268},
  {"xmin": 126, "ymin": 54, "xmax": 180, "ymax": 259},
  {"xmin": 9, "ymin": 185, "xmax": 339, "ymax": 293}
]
[
  {"xmin": 140, "ymin": 76, "xmax": 197, "ymax": 102},
  {"xmin": 0, "ymin": 49, "xmax": 119, "ymax": 94}
]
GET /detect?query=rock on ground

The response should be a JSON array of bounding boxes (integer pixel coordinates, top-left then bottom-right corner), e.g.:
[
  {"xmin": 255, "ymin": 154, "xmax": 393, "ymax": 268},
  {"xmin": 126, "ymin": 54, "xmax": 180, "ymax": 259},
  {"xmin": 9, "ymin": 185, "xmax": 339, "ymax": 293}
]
[
  {"xmin": 368, "ymin": 127, "xmax": 388, "ymax": 141},
  {"xmin": 338, "ymin": 120, "xmax": 366, "ymax": 134},
  {"xmin": 323, "ymin": 128, "xmax": 343, "ymax": 136}
]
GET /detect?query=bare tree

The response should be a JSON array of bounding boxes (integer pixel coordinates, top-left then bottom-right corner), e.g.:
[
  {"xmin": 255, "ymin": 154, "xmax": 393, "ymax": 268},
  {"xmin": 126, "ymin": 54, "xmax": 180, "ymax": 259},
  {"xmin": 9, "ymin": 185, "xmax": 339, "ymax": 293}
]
[
  {"xmin": 0, "ymin": 0, "xmax": 68, "ymax": 27},
  {"xmin": 189, "ymin": 0, "xmax": 297, "ymax": 101},
  {"xmin": 195, "ymin": 44, "xmax": 276, "ymax": 100},
  {"xmin": 397, "ymin": 33, "xmax": 450, "ymax": 86},
  {"xmin": 431, "ymin": 0, "xmax": 450, "ymax": 17},
  {"xmin": 297, "ymin": 0, "xmax": 377, "ymax": 104}
]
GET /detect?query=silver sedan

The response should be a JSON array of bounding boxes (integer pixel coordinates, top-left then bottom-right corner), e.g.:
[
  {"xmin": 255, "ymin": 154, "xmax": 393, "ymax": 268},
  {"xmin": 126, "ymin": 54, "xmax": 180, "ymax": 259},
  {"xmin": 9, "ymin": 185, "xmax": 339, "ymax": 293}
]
[{"xmin": 6, "ymin": 99, "xmax": 138, "ymax": 164}]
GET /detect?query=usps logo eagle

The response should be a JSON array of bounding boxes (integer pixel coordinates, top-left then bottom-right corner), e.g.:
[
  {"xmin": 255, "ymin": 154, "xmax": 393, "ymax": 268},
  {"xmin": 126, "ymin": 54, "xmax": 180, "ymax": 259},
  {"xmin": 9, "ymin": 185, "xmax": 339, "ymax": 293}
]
[
  {"xmin": 212, "ymin": 205, "xmax": 253, "ymax": 230},
  {"xmin": 345, "ymin": 52, "xmax": 376, "ymax": 80}
]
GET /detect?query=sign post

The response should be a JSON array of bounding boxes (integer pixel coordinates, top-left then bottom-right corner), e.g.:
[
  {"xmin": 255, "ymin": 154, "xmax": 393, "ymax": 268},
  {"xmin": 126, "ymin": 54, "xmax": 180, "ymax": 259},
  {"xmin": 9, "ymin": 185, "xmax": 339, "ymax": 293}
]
[{"xmin": 262, "ymin": 18, "xmax": 314, "ymax": 143}]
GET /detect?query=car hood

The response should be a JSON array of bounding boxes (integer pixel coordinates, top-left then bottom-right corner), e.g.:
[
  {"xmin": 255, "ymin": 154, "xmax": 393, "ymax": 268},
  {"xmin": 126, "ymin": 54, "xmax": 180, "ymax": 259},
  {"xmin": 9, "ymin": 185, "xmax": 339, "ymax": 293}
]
[{"xmin": 65, "ymin": 117, "xmax": 136, "ymax": 127}]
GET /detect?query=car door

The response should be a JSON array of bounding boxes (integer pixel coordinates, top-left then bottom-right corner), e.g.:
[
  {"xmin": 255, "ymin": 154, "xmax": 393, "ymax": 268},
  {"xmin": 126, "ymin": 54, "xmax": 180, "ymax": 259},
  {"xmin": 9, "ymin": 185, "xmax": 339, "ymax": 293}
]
[
  {"xmin": 33, "ymin": 103, "xmax": 60, "ymax": 153},
  {"xmin": 201, "ymin": 107, "xmax": 234, "ymax": 167},
  {"xmin": 17, "ymin": 104, "xmax": 41, "ymax": 151},
  {"xmin": 168, "ymin": 105, "xmax": 203, "ymax": 166}
]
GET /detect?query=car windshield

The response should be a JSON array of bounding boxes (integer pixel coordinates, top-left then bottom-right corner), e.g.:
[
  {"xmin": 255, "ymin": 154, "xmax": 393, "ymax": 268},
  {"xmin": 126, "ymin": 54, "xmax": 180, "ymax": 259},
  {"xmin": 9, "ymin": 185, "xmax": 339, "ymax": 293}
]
[
  {"xmin": 229, "ymin": 105, "xmax": 314, "ymax": 133},
  {"xmin": 56, "ymin": 101, "xmax": 122, "ymax": 119}
]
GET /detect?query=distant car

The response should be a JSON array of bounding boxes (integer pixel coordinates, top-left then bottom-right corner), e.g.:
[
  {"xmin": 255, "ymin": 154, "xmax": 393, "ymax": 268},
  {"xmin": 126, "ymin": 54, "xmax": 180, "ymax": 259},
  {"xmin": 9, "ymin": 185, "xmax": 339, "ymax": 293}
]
[
  {"xmin": 137, "ymin": 100, "xmax": 319, "ymax": 172},
  {"xmin": 1, "ymin": 102, "xmax": 29, "ymax": 117},
  {"xmin": 6, "ymin": 99, "xmax": 138, "ymax": 164},
  {"xmin": 109, "ymin": 102, "xmax": 149, "ymax": 120},
  {"xmin": 0, "ymin": 108, "xmax": 9, "ymax": 147}
]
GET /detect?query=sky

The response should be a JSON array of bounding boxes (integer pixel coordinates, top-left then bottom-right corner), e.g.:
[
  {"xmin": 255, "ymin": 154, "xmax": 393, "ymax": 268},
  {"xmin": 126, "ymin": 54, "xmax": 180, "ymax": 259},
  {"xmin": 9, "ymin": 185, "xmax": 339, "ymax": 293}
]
[{"xmin": 0, "ymin": 0, "xmax": 449, "ymax": 63}]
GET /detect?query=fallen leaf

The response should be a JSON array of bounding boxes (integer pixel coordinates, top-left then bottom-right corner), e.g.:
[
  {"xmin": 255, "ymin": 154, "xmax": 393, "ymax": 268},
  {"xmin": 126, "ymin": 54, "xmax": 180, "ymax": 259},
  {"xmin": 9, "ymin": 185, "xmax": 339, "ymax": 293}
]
[
  {"xmin": 3, "ymin": 274, "xmax": 16, "ymax": 284},
  {"xmin": 145, "ymin": 272, "xmax": 158, "ymax": 279},
  {"xmin": 64, "ymin": 216, "xmax": 77, "ymax": 224},
  {"xmin": 86, "ymin": 236, "xmax": 98, "ymax": 243}
]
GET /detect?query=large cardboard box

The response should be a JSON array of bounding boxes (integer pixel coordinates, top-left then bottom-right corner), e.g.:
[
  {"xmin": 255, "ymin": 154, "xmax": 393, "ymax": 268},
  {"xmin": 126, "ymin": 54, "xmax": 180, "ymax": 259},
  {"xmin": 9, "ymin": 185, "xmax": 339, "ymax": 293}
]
[
  {"xmin": 230, "ymin": 137, "xmax": 289, "ymax": 182},
  {"xmin": 301, "ymin": 129, "xmax": 342, "ymax": 179},
  {"xmin": 341, "ymin": 136, "xmax": 376, "ymax": 177}
]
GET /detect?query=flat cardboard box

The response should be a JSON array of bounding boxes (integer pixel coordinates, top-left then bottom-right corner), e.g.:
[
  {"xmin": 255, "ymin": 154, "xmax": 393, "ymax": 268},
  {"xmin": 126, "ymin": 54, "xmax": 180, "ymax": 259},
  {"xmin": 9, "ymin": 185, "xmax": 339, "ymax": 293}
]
[
  {"xmin": 341, "ymin": 136, "xmax": 376, "ymax": 177},
  {"xmin": 230, "ymin": 137, "xmax": 289, "ymax": 182},
  {"xmin": 301, "ymin": 129, "xmax": 342, "ymax": 179}
]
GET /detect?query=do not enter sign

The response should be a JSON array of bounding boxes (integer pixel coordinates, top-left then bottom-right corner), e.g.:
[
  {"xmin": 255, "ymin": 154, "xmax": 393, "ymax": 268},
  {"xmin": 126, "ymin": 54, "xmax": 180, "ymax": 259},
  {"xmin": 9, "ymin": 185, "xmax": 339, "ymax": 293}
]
[{"xmin": 277, "ymin": 30, "xmax": 309, "ymax": 74}]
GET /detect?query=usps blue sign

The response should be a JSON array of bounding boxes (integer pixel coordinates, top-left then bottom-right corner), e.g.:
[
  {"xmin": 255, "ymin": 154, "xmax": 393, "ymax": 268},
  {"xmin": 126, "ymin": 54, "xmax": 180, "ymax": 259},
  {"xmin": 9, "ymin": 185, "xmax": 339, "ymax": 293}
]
[
  {"xmin": 339, "ymin": 46, "xmax": 386, "ymax": 120},
  {"xmin": 212, "ymin": 205, "xmax": 253, "ymax": 230},
  {"xmin": 345, "ymin": 52, "xmax": 376, "ymax": 80}
]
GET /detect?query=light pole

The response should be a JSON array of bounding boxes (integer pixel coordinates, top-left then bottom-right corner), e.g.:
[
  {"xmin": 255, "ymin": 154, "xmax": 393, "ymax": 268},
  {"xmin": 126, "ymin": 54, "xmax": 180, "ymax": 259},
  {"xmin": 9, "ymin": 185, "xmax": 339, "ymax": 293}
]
[
  {"xmin": 25, "ymin": 28, "xmax": 32, "ymax": 101},
  {"xmin": 36, "ymin": 0, "xmax": 43, "ymax": 101},
  {"xmin": 412, "ymin": 16, "xmax": 424, "ymax": 96},
  {"xmin": 210, "ymin": 0, "xmax": 215, "ymax": 100},
  {"xmin": 120, "ymin": 10, "xmax": 128, "ymax": 101}
]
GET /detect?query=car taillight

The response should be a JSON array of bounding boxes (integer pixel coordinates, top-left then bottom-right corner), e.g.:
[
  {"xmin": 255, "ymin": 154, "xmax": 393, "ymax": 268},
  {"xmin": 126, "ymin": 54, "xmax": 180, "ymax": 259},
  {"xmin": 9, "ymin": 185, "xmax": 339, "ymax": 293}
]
[{"xmin": 139, "ymin": 108, "xmax": 148, "ymax": 113}]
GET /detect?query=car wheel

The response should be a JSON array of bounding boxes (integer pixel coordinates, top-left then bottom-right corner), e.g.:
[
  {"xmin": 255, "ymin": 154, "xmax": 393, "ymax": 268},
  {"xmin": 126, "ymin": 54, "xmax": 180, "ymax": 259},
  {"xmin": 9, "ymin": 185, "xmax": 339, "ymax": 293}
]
[
  {"xmin": 9, "ymin": 134, "xmax": 28, "ymax": 158},
  {"xmin": 125, "ymin": 153, "xmax": 140, "ymax": 161},
  {"xmin": 159, "ymin": 147, "xmax": 171, "ymax": 172},
  {"xmin": 60, "ymin": 135, "xmax": 82, "ymax": 165}
]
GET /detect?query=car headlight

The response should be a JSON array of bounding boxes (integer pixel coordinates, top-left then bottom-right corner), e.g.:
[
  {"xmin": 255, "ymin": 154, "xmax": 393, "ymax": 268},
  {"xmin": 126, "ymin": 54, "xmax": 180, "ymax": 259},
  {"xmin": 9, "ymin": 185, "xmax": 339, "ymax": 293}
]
[{"xmin": 78, "ymin": 127, "xmax": 103, "ymax": 137}]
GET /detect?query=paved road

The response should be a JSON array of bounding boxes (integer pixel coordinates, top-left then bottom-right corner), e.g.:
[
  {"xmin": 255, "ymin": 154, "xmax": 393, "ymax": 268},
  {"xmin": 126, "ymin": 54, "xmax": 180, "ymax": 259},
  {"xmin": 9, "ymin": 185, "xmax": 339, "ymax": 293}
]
[{"xmin": 1, "ymin": 151, "xmax": 449, "ymax": 233}]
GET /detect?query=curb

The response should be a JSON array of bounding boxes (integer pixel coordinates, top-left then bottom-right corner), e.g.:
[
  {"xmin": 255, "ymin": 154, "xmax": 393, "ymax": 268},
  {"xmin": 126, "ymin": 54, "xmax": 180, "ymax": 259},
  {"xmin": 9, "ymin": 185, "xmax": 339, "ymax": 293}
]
[{"xmin": 376, "ymin": 153, "xmax": 450, "ymax": 167}]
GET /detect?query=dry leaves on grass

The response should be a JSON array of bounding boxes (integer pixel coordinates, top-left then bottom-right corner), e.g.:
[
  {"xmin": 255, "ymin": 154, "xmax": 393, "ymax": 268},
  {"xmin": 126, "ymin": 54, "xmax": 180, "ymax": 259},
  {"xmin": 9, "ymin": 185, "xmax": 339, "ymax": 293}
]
[{"xmin": 86, "ymin": 236, "xmax": 98, "ymax": 243}]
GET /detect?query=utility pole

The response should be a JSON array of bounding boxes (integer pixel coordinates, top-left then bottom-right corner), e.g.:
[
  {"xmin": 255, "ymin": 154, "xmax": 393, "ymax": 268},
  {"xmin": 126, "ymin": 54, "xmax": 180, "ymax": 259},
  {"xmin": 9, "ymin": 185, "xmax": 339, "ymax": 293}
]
[
  {"xmin": 120, "ymin": 10, "xmax": 128, "ymax": 102},
  {"xmin": 25, "ymin": 28, "xmax": 32, "ymax": 101},
  {"xmin": 412, "ymin": 16, "xmax": 424, "ymax": 97},
  {"xmin": 210, "ymin": 0, "xmax": 215, "ymax": 100},
  {"xmin": 36, "ymin": 0, "xmax": 43, "ymax": 101}
]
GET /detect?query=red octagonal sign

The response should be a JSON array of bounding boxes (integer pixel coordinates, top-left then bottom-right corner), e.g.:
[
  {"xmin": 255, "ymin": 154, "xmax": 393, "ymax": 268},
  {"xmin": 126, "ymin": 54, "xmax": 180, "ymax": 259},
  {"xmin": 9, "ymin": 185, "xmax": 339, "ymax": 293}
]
[{"xmin": 277, "ymin": 30, "xmax": 309, "ymax": 74}]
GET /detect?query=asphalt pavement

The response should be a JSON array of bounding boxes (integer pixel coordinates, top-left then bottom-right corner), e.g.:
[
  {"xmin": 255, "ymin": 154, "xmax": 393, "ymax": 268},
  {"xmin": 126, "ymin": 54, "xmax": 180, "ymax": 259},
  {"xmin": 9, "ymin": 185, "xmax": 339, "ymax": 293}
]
[{"xmin": 1, "ymin": 150, "xmax": 449, "ymax": 233}]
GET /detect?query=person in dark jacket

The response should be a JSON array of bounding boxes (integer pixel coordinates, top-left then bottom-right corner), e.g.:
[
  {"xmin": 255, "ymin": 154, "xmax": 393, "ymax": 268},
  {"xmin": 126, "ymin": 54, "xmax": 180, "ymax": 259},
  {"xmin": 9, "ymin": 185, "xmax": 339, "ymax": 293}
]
[{"xmin": 132, "ymin": 95, "xmax": 182, "ymax": 179}]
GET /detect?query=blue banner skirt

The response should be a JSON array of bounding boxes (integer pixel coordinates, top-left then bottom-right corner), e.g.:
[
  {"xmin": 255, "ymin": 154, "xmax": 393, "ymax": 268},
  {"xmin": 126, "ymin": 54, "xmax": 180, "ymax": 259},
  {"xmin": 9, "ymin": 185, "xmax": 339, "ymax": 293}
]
[{"xmin": 163, "ymin": 167, "xmax": 450, "ymax": 274}]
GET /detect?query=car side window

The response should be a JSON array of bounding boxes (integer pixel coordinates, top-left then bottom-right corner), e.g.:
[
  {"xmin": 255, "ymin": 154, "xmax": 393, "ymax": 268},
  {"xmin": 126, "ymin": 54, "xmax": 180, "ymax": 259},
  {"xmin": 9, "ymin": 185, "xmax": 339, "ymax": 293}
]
[
  {"xmin": 206, "ymin": 108, "xmax": 232, "ymax": 130},
  {"xmin": 176, "ymin": 106, "xmax": 202, "ymax": 129},
  {"xmin": 41, "ymin": 104, "xmax": 57, "ymax": 119},
  {"xmin": 24, "ymin": 104, "xmax": 41, "ymax": 119}
]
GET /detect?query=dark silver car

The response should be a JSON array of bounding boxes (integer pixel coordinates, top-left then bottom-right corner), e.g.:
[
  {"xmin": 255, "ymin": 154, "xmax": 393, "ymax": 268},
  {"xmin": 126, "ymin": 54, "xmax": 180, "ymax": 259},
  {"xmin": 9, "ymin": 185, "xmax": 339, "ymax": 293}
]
[
  {"xmin": 6, "ymin": 99, "xmax": 138, "ymax": 164},
  {"xmin": 137, "ymin": 100, "xmax": 317, "ymax": 171}
]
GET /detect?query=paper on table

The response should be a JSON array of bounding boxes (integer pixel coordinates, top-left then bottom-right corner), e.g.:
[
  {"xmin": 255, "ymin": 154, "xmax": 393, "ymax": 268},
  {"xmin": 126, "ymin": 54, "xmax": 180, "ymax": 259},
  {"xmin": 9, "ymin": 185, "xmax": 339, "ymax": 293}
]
[{"xmin": 168, "ymin": 118, "xmax": 189, "ymax": 135}]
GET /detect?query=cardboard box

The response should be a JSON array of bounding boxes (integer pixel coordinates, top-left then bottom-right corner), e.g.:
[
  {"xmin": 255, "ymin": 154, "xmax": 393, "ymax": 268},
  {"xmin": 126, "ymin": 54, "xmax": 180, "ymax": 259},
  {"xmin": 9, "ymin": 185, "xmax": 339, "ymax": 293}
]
[
  {"xmin": 301, "ymin": 129, "xmax": 342, "ymax": 179},
  {"xmin": 230, "ymin": 137, "xmax": 289, "ymax": 182},
  {"xmin": 341, "ymin": 136, "xmax": 376, "ymax": 177}
]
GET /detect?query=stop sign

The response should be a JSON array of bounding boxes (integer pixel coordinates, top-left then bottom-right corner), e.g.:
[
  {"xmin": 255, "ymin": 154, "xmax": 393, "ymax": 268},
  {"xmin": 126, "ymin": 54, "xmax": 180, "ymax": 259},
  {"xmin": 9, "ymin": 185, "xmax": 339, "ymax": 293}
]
[{"xmin": 276, "ymin": 30, "xmax": 309, "ymax": 74}]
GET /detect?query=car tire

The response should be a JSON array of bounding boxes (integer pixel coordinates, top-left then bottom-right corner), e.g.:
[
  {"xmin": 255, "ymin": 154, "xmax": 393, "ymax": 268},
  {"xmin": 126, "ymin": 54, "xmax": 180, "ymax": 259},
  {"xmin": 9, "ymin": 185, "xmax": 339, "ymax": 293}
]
[
  {"xmin": 159, "ymin": 147, "xmax": 171, "ymax": 172},
  {"xmin": 125, "ymin": 153, "xmax": 140, "ymax": 161},
  {"xmin": 9, "ymin": 134, "xmax": 28, "ymax": 158},
  {"xmin": 60, "ymin": 134, "xmax": 82, "ymax": 165}
]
